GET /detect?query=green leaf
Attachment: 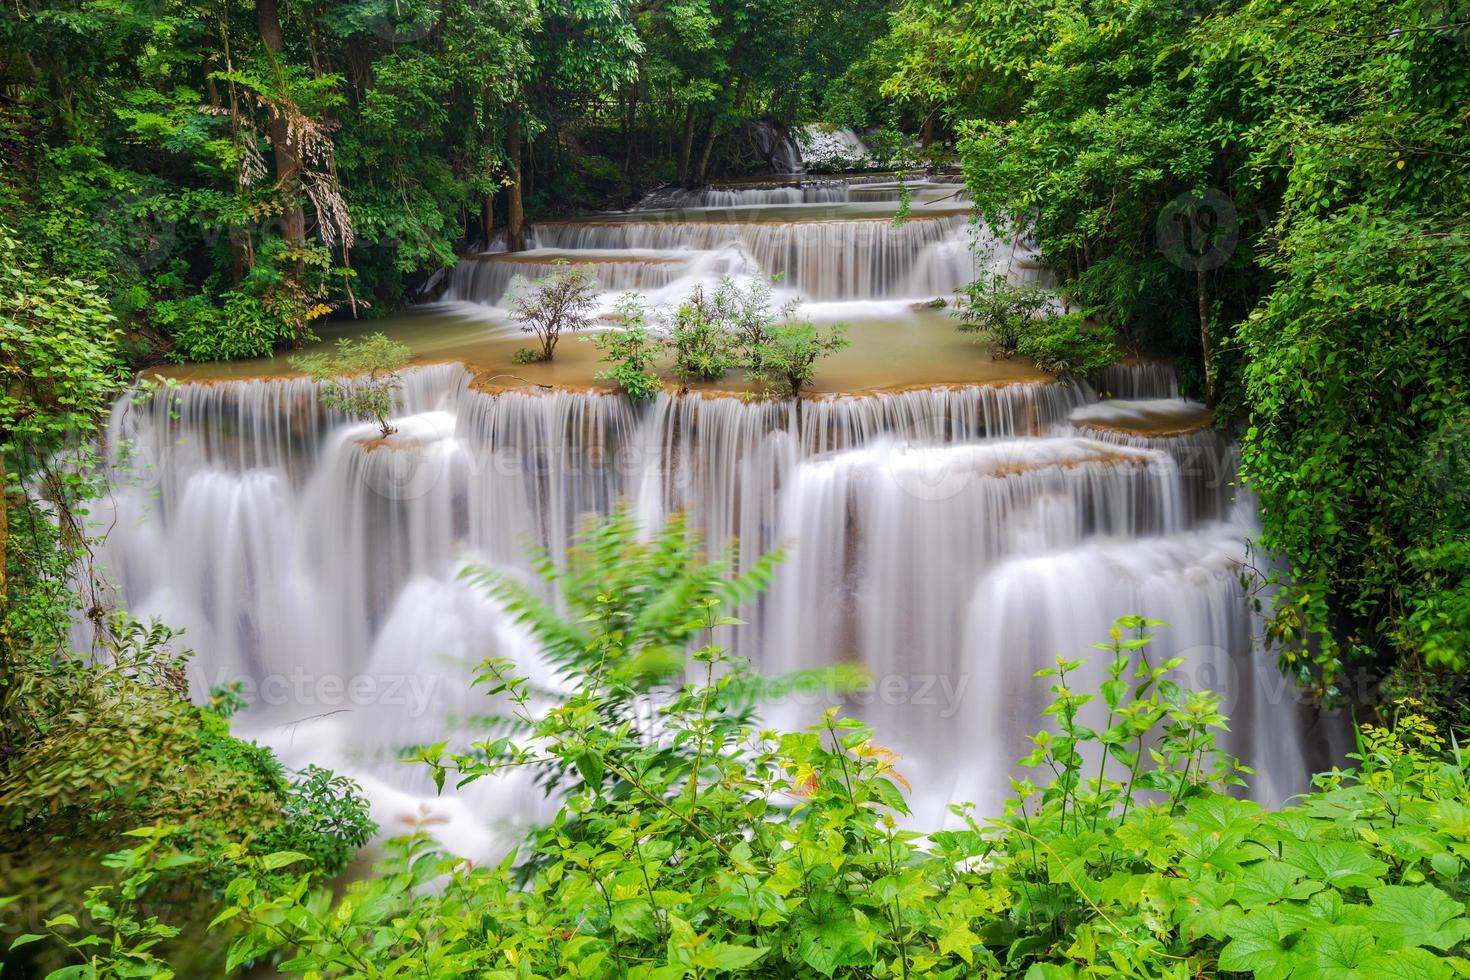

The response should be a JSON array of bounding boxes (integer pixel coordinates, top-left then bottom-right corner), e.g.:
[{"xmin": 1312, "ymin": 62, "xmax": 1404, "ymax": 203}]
[
  {"xmin": 612, "ymin": 900, "xmax": 658, "ymax": 940},
  {"xmin": 939, "ymin": 921, "xmax": 980, "ymax": 964},
  {"xmin": 793, "ymin": 893, "xmax": 871, "ymax": 976},
  {"xmin": 1233, "ymin": 860, "xmax": 1321, "ymax": 909},
  {"xmin": 709, "ymin": 943, "xmax": 768, "ymax": 970},
  {"xmin": 1295, "ymin": 924, "xmax": 1380, "ymax": 978},
  {"xmin": 260, "ymin": 850, "xmax": 312, "ymax": 871},
  {"xmin": 1283, "ymin": 841, "xmax": 1388, "ymax": 891},
  {"xmin": 574, "ymin": 751, "xmax": 605, "ymax": 788},
  {"xmin": 225, "ymin": 933, "xmax": 272, "ymax": 972},
  {"xmin": 1218, "ymin": 908, "xmax": 1296, "ymax": 980},
  {"xmin": 44, "ymin": 967, "xmax": 97, "ymax": 980},
  {"xmin": 9, "ymin": 933, "xmax": 46, "ymax": 951},
  {"xmin": 1350, "ymin": 885, "xmax": 1470, "ymax": 951}
]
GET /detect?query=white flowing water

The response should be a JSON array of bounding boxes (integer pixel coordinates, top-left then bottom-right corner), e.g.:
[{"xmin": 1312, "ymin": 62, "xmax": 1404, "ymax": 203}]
[
  {"xmin": 445, "ymin": 181, "xmax": 994, "ymax": 310},
  {"xmin": 86, "ymin": 175, "xmax": 1335, "ymax": 855}
]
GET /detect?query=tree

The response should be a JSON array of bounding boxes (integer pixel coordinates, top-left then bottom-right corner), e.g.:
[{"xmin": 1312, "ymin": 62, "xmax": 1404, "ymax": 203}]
[
  {"xmin": 291, "ymin": 333, "xmax": 412, "ymax": 437},
  {"xmin": 507, "ymin": 263, "xmax": 600, "ymax": 362}
]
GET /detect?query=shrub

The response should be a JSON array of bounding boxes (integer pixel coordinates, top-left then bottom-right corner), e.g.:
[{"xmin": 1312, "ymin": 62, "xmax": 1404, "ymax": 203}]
[
  {"xmin": 952, "ymin": 266, "xmax": 1054, "ymax": 359},
  {"xmin": 291, "ymin": 332, "xmax": 412, "ymax": 437},
  {"xmin": 591, "ymin": 293, "xmax": 664, "ymax": 400},
  {"xmin": 0, "ymin": 616, "xmax": 373, "ymax": 974},
  {"xmin": 1014, "ymin": 311, "xmax": 1120, "ymax": 378},
  {"xmin": 664, "ymin": 281, "xmax": 742, "ymax": 382},
  {"xmin": 507, "ymin": 262, "xmax": 600, "ymax": 362},
  {"xmin": 168, "ymin": 291, "xmax": 303, "ymax": 363},
  {"xmin": 745, "ymin": 319, "xmax": 850, "ymax": 398}
]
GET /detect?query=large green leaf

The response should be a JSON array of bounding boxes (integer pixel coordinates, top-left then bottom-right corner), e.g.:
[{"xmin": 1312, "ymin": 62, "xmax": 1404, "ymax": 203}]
[
  {"xmin": 792, "ymin": 893, "xmax": 873, "ymax": 976},
  {"xmin": 1233, "ymin": 861, "xmax": 1322, "ymax": 910},
  {"xmin": 1348, "ymin": 885, "xmax": 1470, "ymax": 951},
  {"xmin": 1282, "ymin": 842, "xmax": 1388, "ymax": 892},
  {"xmin": 1217, "ymin": 908, "xmax": 1295, "ymax": 980}
]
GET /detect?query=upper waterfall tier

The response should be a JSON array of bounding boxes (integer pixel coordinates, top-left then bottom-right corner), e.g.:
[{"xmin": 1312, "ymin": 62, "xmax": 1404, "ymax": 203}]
[
  {"xmin": 443, "ymin": 174, "xmax": 992, "ymax": 308},
  {"xmin": 445, "ymin": 248, "xmax": 705, "ymax": 306},
  {"xmin": 633, "ymin": 175, "xmax": 967, "ymax": 210},
  {"xmin": 511, "ymin": 211, "xmax": 978, "ymax": 302}
]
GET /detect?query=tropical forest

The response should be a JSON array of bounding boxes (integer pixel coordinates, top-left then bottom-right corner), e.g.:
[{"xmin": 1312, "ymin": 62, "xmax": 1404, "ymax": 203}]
[{"xmin": 2, "ymin": 0, "xmax": 1470, "ymax": 974}]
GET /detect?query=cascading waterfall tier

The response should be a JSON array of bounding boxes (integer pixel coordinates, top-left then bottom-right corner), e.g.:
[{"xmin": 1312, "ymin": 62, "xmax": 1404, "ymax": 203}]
[
  {"xmin": 633, "ymin": 175, "xmax": 967, "ymax": 210},
  {"xmin": 521, "ymin": 212, "xmax": 977, "ymax": 302},
  {"xmin": 442, "ymin": 173, "xmax": 1021, "ymax": 314},
  {"xmin": 445, "ymin": 249, "xmax": 695, "ymax": 306},
  {"xmin": 86, "ymin": 358, "xmax": 1325, "ymax": 847}
]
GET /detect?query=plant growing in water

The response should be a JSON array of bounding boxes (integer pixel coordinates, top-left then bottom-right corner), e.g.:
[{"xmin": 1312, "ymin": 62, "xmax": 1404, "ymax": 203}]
[
  {"xmin": 1015, "ymin": 311, "xmax": 1119, "ymax": 378},
  {"xmin": 507, "ymin": 262, "xmax": 599, "ymax": 362},
  {"xmin": 291, "ymin": 333, "xmax": 411, "ymax": 437},
  {"xmin": 952, "ymin": 265, "xmax": 1054, "ymax": 360},
  {"xmin": 590, "ymin": 293, "xmax": 664, "ymax": 400},
  {"xmin": 745, "ymin": 319, "xmax": 850, "ymax": 398},
  {"xmin": 664, "ymin": 281, "xmax": 742, "ymax": 382}
]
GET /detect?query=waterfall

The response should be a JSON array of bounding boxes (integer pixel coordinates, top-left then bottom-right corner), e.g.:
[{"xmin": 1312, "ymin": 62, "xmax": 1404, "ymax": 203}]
[
  {"xmin": 445, "ymin": 250, "xmax": 692, "ymax": 305},
  {"xmin": 87, "ymin": 174, "xmax": 1331, "ymax": 857},
  {"xmin": 507, "ymin": 213, "xmax": 979, "ymax": 302},
  {"xmin": 89, "ymin": 364, "xmax": 1323, "ymax": 847}
]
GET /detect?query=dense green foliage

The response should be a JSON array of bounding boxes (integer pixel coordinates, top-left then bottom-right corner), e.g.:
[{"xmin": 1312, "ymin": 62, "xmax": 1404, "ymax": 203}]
[
  {"xmin": 874, "ymin": 0, "xmax": 1470, "ymax": 687},
  {"xmin": 1, "ymin": 0, "xmax": 892, "ymax": 366},
  {"xmin": 1013, "ymin": 313, "xmax": 1119, "ymax": 380},
  {"xmin": 25, "ymin": 514, "xmax": 1470, "ymax": 978},
  {"xmin": 1, "ymin": 98, "xmax": 375, "ymax": 974},
  {"xmin": 952, "ymin": 266, "xmax": 1058, "ymax": 361},
  {"xmin": 0, "ymin": 618, "xmax": 373, "ymax": 975}
]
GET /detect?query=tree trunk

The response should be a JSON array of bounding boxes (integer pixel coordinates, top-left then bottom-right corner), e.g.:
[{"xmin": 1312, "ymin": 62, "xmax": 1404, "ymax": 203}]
[
  {"xmin": 693, "ymin": 121, "xmax": 718, "ymax": 186},
  {"xmin": 1197, "ymin": 267, "xmax": 1215, "ymax": 406},
  {"xmin": 482, "ymin": 192, "xmax": 496, "ymax": 249},
  {"xmin": 678, "ymin": 105, "xmax": 698, "ymax": 185},
  {"xmin": 506, "ymin": 116, "xmax": 525, "ymax": 253},
  {"xmin": 203, "ymin": 55, "xmax": 221, "ymax": 107},
  {"xmin": 694, "ymin": 73, "xmax": 747, "ymax": 185},
  {"xmin": 255, "ymin": 0, "xmax": 306, "ymax": 256},
  {"xmin": 920, "ymin": 107, "xmax": 937, "ymax": 149},
  {"xmin": 622, "ymin": 81, "xmax": 640, "ymax": 196}
]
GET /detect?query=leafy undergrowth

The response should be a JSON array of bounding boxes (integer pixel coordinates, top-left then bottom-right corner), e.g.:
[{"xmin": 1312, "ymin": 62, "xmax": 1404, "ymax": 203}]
[
  {"xmin": 20, "ymin": 513, "xmax": 1470, "ymax": 978},
  {"xmin": 0, "ymin": 617, "xmax": 374, "ymax": 976}
]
